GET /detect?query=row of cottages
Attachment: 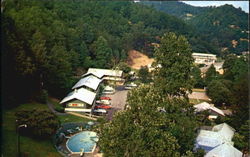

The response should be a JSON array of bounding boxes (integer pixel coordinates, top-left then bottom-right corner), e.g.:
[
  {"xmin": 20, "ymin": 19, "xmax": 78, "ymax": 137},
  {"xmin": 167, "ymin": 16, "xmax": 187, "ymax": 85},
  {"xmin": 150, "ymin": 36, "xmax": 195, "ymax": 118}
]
[
  {"xmin": 60, "ymin": 68, "xmax": 123, "ymax": 114},
  {"xmin": 195, "ymin": 123, "xmax": 243, "ymax": 157}
]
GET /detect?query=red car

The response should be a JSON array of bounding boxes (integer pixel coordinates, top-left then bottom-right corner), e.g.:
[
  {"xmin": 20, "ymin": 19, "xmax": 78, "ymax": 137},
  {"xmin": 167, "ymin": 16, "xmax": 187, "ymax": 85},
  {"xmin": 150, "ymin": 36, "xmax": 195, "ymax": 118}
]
[
  {"xmin": 95, "ymin": 105, "xmax": 112, "ymax": 109},
  {"xmin": 100, "ymin": 96, "xmax": 111, "ymax": 100}
]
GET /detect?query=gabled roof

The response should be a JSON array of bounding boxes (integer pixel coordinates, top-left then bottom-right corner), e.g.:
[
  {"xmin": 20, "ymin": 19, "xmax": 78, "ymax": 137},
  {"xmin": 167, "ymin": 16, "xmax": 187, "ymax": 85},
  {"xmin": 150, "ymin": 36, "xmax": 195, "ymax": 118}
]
[
  {"xmin": 195, "ymin": 123, "xmax": 236, "ymax": 153},
  {"xmin": 194, "ymin": 102, "xmax": 225, "ymax": 116},
  {"xmin": 212, "ymin": 123, "xmax": 235, "ymax": 141},
  {"xmin": 82, "ymin": 68, "xmax": 123, "ymax": 78},
  {"xmin": 205, "ymin": 143, "xmax": 242, "ymax": 157},
  {"xmin": 60, "ymin": 88, "xmax": 96, "ymax": 105},
  {"xmin": 195, "ymin": 130, "xmax": 224, "ymax": 152},
  {"xmin": 72, "ymin": 75, "xmax": 102, "ymax": 90}
]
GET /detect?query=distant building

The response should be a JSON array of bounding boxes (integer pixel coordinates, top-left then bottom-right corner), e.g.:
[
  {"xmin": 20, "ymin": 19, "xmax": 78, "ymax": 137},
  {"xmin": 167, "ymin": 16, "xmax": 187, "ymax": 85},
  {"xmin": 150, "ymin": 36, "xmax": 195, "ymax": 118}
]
[
  {"xmin": 82, "ymin": 68, "xmax": 124, "ymax": 85},
  {"xmin": 192, "ymin": 53, "xmax": 217, "ymax": 65},
  {"xmin": 195, "ymin": 123, "xmax": 242, "ymax": 157}
]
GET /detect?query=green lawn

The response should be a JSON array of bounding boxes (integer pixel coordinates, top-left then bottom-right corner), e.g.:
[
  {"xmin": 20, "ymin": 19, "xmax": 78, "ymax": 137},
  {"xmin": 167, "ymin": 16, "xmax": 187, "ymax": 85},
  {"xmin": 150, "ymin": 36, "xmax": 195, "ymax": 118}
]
[
  {"xmin": 58, "ymin": 114, "xmax": 90, "ymax": 123},
  {"xmin": 2, "ymin": 103, "xmax": 89, "ymax": 157}
]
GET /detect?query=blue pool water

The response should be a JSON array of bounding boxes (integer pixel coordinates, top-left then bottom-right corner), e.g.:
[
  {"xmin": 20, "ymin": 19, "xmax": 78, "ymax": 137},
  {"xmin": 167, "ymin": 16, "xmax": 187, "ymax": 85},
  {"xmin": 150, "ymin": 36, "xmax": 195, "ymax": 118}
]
[{"xmin": 66, "ymin": 131, "xmax": 98, "ymax": 153}]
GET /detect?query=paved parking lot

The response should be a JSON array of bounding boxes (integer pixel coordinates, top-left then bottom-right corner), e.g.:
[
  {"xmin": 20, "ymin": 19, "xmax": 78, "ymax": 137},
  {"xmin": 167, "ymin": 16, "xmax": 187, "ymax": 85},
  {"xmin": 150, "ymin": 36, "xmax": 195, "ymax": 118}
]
[{"xmin": 105, "ymin": 86, "xmax": 128, "ymax": 120}]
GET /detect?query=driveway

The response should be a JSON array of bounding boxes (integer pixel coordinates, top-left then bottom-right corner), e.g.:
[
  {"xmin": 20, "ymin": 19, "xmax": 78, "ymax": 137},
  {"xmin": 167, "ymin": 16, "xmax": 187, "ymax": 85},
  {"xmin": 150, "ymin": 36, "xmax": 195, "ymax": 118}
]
[{"xmin": 105, "ymin": 86, "xmax": 128, "ymax": 120}]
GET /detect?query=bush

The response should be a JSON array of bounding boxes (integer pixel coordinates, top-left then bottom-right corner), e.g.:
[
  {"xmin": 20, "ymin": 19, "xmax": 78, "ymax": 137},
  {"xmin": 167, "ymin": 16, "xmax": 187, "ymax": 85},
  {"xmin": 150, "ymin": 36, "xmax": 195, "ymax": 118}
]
[
  {"xmin": 15, "ymin": 109, "xmax": 60, "ymax": 139},
  {"xmin": 55, "ymin": 106, "xmax": 64, "ymax": 113}
]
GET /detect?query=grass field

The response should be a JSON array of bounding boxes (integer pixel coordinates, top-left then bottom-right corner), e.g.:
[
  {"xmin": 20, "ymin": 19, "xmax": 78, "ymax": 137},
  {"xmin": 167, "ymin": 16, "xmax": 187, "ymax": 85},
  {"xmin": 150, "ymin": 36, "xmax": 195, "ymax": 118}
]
[{"xmin": 2, "ymin": 103, "xmax": 89, "ymax": 157}]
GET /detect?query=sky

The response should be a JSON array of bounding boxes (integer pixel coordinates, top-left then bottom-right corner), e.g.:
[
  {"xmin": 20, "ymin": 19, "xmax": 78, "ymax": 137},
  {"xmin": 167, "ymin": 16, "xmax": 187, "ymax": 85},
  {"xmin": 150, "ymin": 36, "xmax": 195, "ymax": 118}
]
[{"xmin": 182, "ymin": 1, "xmax": 249, "ymax": 13}]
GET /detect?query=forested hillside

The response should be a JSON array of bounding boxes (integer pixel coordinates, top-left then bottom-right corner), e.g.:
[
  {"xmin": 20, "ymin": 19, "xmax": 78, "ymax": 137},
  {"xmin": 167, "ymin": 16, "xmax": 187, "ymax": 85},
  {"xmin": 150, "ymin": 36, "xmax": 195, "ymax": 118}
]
[
  {"xmin": 2, "ymin": 0, "xmax": 248, "ymax": 107},
  {"xmin": 141, "ymin": 1, "xmax": 209, "ymax": 19},
  {"xmin": 188, "ymin": 4, "xmax": 249, "ymax": 55},
  {"xmin": 141, "ymin": 1, "xmax": 249, "ymax": 55},
  {"xmin": 2, "ymin": 0, "xmax": 213, "ymax": 107}
]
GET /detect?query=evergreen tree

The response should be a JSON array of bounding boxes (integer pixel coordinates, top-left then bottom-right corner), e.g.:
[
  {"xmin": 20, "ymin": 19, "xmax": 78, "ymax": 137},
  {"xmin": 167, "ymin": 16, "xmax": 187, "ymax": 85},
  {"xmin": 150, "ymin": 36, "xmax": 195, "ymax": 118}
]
[{"xmin": 91, "ymin": 36, "xmax": 113, "ymax": 68}]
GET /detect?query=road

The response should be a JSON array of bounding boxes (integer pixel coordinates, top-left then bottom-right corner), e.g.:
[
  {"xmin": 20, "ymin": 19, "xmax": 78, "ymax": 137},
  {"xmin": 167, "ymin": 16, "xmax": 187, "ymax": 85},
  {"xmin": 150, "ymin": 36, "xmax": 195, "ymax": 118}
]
[{"xmin": 106, "ymin": 86, "xmax": 128, "ymax": 120}]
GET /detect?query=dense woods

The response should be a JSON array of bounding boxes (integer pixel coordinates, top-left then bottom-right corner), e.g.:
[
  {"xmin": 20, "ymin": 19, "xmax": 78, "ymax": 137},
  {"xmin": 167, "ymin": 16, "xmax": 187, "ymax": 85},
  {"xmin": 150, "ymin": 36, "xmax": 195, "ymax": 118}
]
[
  {"xmin": 2, "ymin": 0, "xmax": 224, "ymax": 107},
  {"xmin": 142, "ymin": 1, "xmax": 249, "ymax": 55},
  {"xmin": 1, "ymin": 1, "xmax": 249, "ymax": 156}
]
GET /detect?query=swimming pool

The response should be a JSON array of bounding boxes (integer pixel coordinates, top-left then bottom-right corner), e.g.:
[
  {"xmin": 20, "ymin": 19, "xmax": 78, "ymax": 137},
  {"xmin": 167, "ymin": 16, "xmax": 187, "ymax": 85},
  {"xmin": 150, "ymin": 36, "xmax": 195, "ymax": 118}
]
[{"xmin": 66, "ymin": 131, "xmax": 99, "ymax": 153}]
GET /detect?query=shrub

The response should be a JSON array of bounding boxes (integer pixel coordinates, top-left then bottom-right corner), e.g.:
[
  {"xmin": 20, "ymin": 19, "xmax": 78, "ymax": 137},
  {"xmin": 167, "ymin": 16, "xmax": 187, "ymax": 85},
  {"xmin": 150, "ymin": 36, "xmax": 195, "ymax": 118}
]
[
  {"xmin": 15, "ymin": 109, "xmax": 60, "ymax": 139},
  {"xmin": 55, "ymin": 106, "xmax": 64, "ymax": 113}
]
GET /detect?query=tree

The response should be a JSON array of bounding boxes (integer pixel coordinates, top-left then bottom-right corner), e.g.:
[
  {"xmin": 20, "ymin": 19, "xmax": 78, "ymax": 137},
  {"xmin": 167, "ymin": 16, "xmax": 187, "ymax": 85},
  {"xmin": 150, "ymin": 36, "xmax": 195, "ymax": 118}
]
[
  {"xmin": 223, "ymin": 55, "xmax": 248, "ymax": 82},
  {"xmin": 190, "ymin": 66, "xmax": 204, "ymax": 88},
  {"xmin": 99, "ymin": 85, "xmax": 198, "ymax": 156},
  {"xmin": 204, "ymin": 64, "xmax": 218, "ymax": 86},
  {"xmin": 116, "ymin": 62, "xmax": 131, "ymax": 73},
  {"xmin": 91, "ymin": 36, "xmax": 113, "ymax": 68},
  {"xmin": 153, "ymin": 32, "xmax": 194, "ymax": 97},
  {"xmin": 138, "ymin": 66, "xmax": 151, "ymax": 83},
  {"xmin": 206, "ymin": 80, "xmax": 234, "ymax": 106},
  {"xmin": 44, "ymin": 44, "xmax": 73, "ymax": 97},
  {"xmin": 15, "ymin": 109, "xmax": 60, "ymax": 139}
]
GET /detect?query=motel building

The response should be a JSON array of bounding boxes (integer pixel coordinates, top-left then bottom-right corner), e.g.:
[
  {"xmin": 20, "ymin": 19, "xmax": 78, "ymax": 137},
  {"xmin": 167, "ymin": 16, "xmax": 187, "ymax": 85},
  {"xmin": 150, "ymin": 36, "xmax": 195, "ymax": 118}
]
[
  {"xmin": 60, "ymin": 87, "xmax": 96, "ymax": 113},
  {"xmin": 82, "ymin": 68, "xmax": 124, "ymax": 85},
  {"xmin": 60, "ymin": 68, "xmax": 123, "ymax": 114},
  {"xmin": 192, "ymin": 53, "xmax": 217, "ymax": 65}
]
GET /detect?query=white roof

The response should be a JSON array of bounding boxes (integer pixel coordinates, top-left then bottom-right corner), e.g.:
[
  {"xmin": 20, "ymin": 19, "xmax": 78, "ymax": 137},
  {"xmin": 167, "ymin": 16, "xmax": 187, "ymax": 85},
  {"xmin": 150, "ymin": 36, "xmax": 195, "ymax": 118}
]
[
  {"xmin": 205, "ymin": 143, "xmax": 242, "ymax": 157},
  {"xmin": 212, "ymin": 123, "xmax": 235, "ymax": 141},
  {"xmin": 196, "ymin": 130, "xmax": 224, "ymax": 149},
  {"xmin": 192, "ymin": 53, "xmax": 216, "ymax": 57},
  {"xmin": 72, "ymin": 75, "xmax": 102, "ymax": 90},
  {"xmin": 194, "ymin": 102, "xmax": 225, "ymax": 116},
  {"xmin": 82, "ymin": 68, "xmax": 123, "ymax": 78},
  {"xmin": 60, "ymin": 88, "xmax": 96, "ymax": 105}
]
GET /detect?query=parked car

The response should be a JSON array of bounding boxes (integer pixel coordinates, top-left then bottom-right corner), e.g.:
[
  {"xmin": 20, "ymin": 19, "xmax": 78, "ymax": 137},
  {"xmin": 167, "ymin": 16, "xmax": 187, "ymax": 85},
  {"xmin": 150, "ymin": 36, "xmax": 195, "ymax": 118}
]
[
  {"xmin": 93, "ymin": 109, "xmax": 107, "ymax": 115},
  {"xmin": 96, "ymin": 99, "xmax": 111, "ymax": 105},
  {"xmin": 103, "ymin": 86, "xmax": 115, "ymax": 94},
  {"xmin": 125, "ymin": 82, "xmax": 138, "ymax": 90},
  {"xmin": 95, "ymin": 105, "xmax": 112, "ymax": 109},
  {"xmin": 100, "ymin": 96, "xmax": 111, "ymax": 100}
]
